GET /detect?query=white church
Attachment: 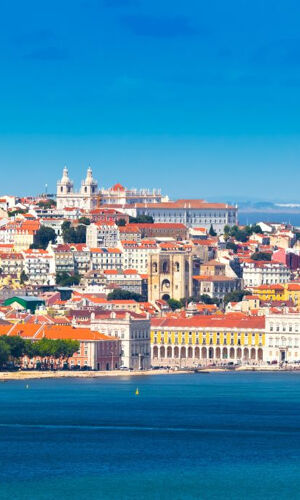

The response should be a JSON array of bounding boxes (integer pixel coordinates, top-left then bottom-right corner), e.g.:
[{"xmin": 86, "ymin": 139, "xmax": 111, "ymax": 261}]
[
  {"xmin": 56, "ymin": 166, "xmax": 98, "ymax": 210},
  {"xmin": 56, "ymin": 166, "xmax": 168, "ymax": 210}
]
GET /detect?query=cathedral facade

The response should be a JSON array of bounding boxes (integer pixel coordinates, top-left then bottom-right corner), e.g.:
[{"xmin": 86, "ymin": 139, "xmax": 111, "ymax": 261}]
[
  {"xmin": 56, "ymin": 166, "xmax": 167, "ymax": 210},
  {"xmin": 56, "ymin": 167, "xmax": 98, "ymax": 210}
]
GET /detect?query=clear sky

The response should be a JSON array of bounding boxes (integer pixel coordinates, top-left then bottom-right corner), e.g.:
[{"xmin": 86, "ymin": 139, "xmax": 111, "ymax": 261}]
[{"xmin": 1, "ymin": 0, "xmax": 300, "ymax": 201}]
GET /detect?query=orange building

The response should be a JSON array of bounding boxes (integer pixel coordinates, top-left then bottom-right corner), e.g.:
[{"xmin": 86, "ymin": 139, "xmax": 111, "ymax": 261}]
[{"xmin": 0, "ymin": 323, "xmax": 121, "ymax": 370}]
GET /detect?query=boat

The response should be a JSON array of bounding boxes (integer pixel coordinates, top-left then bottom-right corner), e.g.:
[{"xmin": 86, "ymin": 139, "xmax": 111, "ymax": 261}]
[{"xmin": 135, "ymin": 387, "xmax": 139, "ymax": 395}]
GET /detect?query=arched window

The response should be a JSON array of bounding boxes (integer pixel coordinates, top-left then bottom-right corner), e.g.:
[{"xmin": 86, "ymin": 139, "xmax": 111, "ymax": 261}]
[
  {"xmin": 174, "ymin": 261, "xmax": 180, "ymax": 272},
  {"xmin": 161, "ymin": 279, "xmax": 170, "ymax": 290},
  {"xmin": 162, "ymin": 261, "xmax": 169, "ymax": 273}
]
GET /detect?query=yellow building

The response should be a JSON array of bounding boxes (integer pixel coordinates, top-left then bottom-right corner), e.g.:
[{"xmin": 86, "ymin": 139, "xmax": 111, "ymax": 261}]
[
  {"xmin": 13, "ymin": 230, "xmax": 35, "ymax": 251},
  {"xmin": 151, "ymin": 315, "xmax": 265, "ymax": 366},
  {"xmin": 253, "ymin": 283, "xmax": 300, "ymax": 306}
]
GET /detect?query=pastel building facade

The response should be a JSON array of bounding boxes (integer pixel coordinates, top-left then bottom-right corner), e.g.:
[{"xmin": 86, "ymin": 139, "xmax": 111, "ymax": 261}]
[
  {"xmin": 91, "ymin": 311, "xmax": 151, "ymax": 370},
  {"xmin": 0, "ymin": 324, "xmax": 121, "ymax": 370},
  {"xmin": 151, "ymin": 313, "xmax": 300, "ymax": 366}
]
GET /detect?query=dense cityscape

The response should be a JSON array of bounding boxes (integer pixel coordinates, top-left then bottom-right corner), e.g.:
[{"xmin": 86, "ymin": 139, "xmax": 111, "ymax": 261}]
[{"xmin": 0, "ymin": 166, "xmax": 299, "ymax": 374}]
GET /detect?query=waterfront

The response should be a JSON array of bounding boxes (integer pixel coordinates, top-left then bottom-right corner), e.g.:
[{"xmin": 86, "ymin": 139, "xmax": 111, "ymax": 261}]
[{"xmin": 0, "ymin": 373, "xmax": 300, "ymax": 499}]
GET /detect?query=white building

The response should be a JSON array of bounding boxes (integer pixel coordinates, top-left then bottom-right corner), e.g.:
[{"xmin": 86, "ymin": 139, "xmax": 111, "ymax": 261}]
[
  {"xmin": 99, "ymin": 183, "xmax": 168, "ymax": 205},
  {"xmin": 135, "ymin": 199, "xmax": 238, "ymax": 232},
  {"xmin": 86, "ymin": 221, "xmax": 119, "ymax": 248},
  {"xmin": 120, "ymin": 240, "xmax": 160, "ymax": 274},
  {"xmin": 56, "ymin": 166, "xmax": 98, "ymax": 211},
  {"xmin": 22, "ymin": 249, "xmax": 55, "ymax": 285},
  {"xmin": 242, "ymin": 261, "xmax": 291, "ymax": 288},
  {"xmin": 265, "ymin": 313, "xmax": 300, "ymax": 364},
  {"xmin": 56, "ymin": 167, "xmax": 167, "ymax": 210},
  {"xmin": 91, "ymin": 311, "xmax": 151, "ymax": 369},
  {"xmin": 90, "ymin": 248, "xmax": 122, "ymax": 271}
]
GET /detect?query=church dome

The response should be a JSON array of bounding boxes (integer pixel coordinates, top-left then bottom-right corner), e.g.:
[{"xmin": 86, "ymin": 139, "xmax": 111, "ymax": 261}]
[
  {"xmin": 84, "ymin": 166, "xmax": 97, "ymax": 186},
  {"xmin": 111, "ymin": 183, "xmax": 125, "ymax": 192},
  {"xmin": 60, "ymin": 166, "xmax": 72, "ymax": 185}
]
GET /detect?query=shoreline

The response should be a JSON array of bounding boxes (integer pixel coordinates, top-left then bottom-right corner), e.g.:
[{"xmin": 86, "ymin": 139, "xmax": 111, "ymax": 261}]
[{"xmin": 1, "ymin": 366, "xmax": 300, "ymax": 380}]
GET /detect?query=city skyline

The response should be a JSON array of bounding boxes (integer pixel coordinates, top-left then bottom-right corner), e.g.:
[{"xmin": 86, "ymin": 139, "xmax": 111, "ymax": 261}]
[{"xmin": 1, "ymin": 0, "xmax": 300, "ymax": 199}]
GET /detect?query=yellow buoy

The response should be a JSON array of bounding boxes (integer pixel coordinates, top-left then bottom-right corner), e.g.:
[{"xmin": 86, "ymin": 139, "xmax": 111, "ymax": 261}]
[{"xmin": 135, "ymin": 387, "xmax": 139, "ymax": 396}]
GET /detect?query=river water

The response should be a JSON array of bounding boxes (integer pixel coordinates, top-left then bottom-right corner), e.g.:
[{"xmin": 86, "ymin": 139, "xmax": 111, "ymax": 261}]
[{"xmin": 0, "ymin": 373, "xmax": 299, "ymax": 499}]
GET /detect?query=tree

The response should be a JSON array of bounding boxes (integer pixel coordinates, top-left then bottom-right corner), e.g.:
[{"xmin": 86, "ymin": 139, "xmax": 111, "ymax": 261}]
[
  {"xmin": 50, "ymin": 339, "xmax": 80, "ymax": 368},
  {"xmin": 223, "ymin": 224, "xmax": 263, "ymax": 243},
  {"xmin": 0, "ymin": 340, "xmax": 10, "ymax": 368},
  {"xmin": 8, "ymin": 209, "xmax": 27, "ymax": 217},
  {"xmin": 31, "ymin": 226, "xmax": 56, "ymax": 249},
  {"xmin": 62, "ymin": 221, "xmax": 71, "ymax": 232},
  {"xmin": 224, "ymin": 290, "xmax": 251, "ymax": 305},
  {"xmin": 129, "ymin": 215, "xmax": 154, "ymax": 223},
  {"xmin": 116, "ymin": 218, "xmax": 126, "ymax": 227},
  {"xmin": 1, "ymin": 336, "xmax": 27, "ymax": 361},
  {"xmin": 209, "ymin": 224, "xmax": 217, "ymax": 237},
  {"xmin": 252, "ymin": 224, "xmax": 263, "ymax": 234},
  {"xmin": 37, "ymin": 199, "xmax": 56, "ymax": 209},
  {"xmin": 107, "ymin": 289, "xmax": 145, "ymax": 302},
  {"xmin": 226, "ymin": 242, "xmax": 238, "ymax": 253},
  {"xmin": 199, "ymin": 294, "xmax": 220, "ymax": 306},
  {"xmin": 20, "ymin": 270, "xmax": 28, "ymax": 284},
  {"xmin": 75, "ymin": 225, "xmax": 87, "ymax": 243},
  {"xmin": 78, "ymin": 217, "xmax": 90, "ymax": 225},
  {"xmin": 62, "ymin": 221, "xmax": 86, "ymax": 243},
  {"xmin": 251, "ymin": 252, "xmax": 271, "ymax": 261},
  {"xmin": 167, "ymin": 298, "xmax": 182, "ymax": 310},
  {"xmin": 56, "ymin": 272, "xmax": 81, "ymax": 287}
]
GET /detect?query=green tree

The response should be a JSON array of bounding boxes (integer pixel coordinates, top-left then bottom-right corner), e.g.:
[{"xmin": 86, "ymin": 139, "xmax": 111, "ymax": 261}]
[
  {"xmin": 167, "ymin": 298, "xmax": 183, "ymax": 310},
  {"xmin": 78, "ymin": 217, "xmax": 90, "ymax": 225},
  {"xmin": 31, "ymin": 226, "xmax": 56, "ymax": 249},
  {"xmin": 75, "ymin": 225, "xmax": 86, "ymax": 243},
  {"xmin": 20, "ymin": 270, "xmax": 28, "ymax": 284},
  {"xmin": 129, "ymin": 215, "xmax": 154, "ymax": 223},
  {"xmin": 252, "ymin": 224, "xmax": 263, "ymax": 234},
  {"xmin": 226, "ymin": 242, "xmax": 238, "ymax": 253},
  {"xmin": 37, "ymin": 199, "xmax": 56, "ymax": 209},
  {"xmin": 30, "ymin": 338, "xmax": 80, "ymax": 369},
  {"xmin": 116, "ymin": 218, "xmax": 126, "ymax": 227},
  {"xmin": 209, "ymin": 224, "xmax": 217, "ymax": 237},
  {"xmin": 8, "ymin": 209, "xmax": 27, "ymax": 217},
  {"xmin": 107, "ymin": 289, "xmax": 145, "ymax": 302},
  {"xmin": 251, "ymin": 252, "xmax": 271, "ymax": 261},
  {"xmin": 0, "ymin": 340, "xmax": 10, "ymax": 368},
  {"xmin": 199, "ymin": 294, "xmax": 220, "ymax": 306},
  {"xmin": 62, "ymin": 221, "xmax": 86, "ymax": 243},
  {"xmin": 1, "ymin": 336, "xmax": 27, "ymax": 361},
  {"xmin": 62, "ymin": 221, "xmax": 71, "ymax": 232},
  {"xmin": 224, "ymin": 290, "xmax": 251, "ymax": 305},
  {"xmin": 56, "ymin": 272, "xmax": 81, "ymax": 286}
]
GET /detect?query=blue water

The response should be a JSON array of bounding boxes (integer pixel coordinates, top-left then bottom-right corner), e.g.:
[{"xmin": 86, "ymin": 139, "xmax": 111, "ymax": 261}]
[
  {"xmin": 0, "ymin": 373, "xmax": 300, "ymax": 499},
  {"xmin": 239, "ymin": 211, "xmax": 300, "ymax": 226}
]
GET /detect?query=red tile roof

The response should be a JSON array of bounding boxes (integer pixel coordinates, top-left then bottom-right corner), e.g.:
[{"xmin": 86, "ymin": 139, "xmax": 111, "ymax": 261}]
[{"xmin": 151, "ymin": 315, "xmax": 265, "ymax": 329}]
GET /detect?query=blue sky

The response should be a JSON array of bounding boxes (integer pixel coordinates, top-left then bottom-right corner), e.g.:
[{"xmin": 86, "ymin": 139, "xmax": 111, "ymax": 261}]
[{"xmin": 1, "ymin": 0, "xmax": 300, "ymax": 201}]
